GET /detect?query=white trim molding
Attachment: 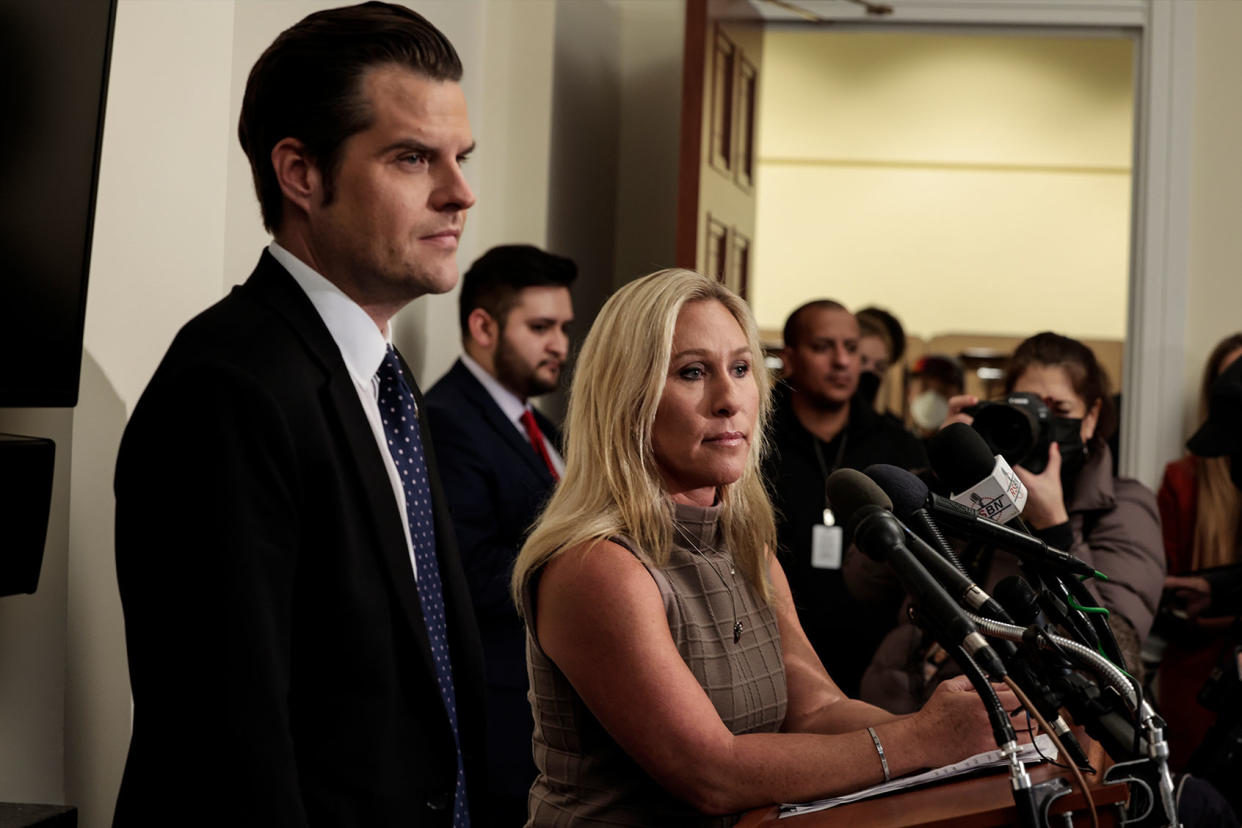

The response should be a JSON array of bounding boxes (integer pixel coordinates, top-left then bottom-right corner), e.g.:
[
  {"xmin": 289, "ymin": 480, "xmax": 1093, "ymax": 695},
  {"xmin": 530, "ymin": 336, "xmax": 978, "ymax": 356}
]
[
  {"xmin": 1123, "ymin": 0, "xmax": 1195, "ymax": 489},
  {"xmin": 739, "ymin": 0, "xmax": 1195, "ymax": 488}
]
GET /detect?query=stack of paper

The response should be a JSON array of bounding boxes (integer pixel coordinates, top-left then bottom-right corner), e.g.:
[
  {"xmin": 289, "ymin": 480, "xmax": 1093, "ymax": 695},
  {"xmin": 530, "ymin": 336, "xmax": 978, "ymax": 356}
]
[{"xmin": 779, "ymin": 733, "xmax": 1058, "ymax": 818}]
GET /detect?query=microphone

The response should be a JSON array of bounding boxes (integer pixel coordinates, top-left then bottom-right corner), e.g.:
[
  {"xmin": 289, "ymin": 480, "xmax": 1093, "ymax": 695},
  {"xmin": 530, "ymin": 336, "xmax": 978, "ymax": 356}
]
[
  {"xmin": 864, "ymin": 463, "xmax": 964, "ymax": 574},
  {"xmin": 860, "ymin": 463, "xmax": 1096, "ymax": 578},
  {"xmin": 993, "ymin": 575, "xmax": 1043, "ymax": 626},
  {"xmin": 928, "ymin": 423, "xmax": 1029, "ymax": 528},
  {"xmin": 864, "ymin": 464, "xmax": 1009, "ymax": 622},
  {"xmin": 827, "ymin": 470, "xmax": 1007, "ymax": 681}
]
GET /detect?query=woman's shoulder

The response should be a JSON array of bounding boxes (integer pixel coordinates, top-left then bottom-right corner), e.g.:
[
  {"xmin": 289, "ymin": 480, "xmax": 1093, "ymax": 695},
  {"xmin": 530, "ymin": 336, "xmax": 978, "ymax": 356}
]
[
  {"xmin": 540, "ymin": 538, "xmax": 656, "ymax": 602},
  {"xmin": 1159, "ymin": 455, "xmax": 1198, "ymax": 493}
]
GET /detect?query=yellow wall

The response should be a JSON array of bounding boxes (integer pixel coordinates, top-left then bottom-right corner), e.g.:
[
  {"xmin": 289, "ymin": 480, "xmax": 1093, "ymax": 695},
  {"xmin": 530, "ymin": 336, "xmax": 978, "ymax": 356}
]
[
  {"xmin": 1185, "ymin": 0, "xmax": 1242, "ymax": 435},
  {"xmin": 753, "ymin": 30, "xmax": 1135, "ymax": 342}
]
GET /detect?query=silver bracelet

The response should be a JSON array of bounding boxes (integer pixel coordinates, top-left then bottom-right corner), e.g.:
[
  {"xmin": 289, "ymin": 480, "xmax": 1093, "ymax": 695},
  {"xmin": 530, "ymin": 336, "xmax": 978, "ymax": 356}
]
[{"xmin": 867, "ymin": 726, "xmax": 891, "ymax": 783}]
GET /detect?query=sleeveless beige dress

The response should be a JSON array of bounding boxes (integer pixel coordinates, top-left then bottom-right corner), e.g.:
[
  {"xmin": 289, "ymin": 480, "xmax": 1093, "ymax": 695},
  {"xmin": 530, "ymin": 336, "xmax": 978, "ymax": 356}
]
[{"xmin": 523, "ymin": 501, "xmax": 788, "ymax": 827}]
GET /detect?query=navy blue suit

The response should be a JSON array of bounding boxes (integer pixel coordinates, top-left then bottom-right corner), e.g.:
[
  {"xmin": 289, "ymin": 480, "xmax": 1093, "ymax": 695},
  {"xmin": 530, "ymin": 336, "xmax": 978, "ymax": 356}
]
[
  {"xmin": 424, "ymin": 359, "xmax": 560, "ymax": 813},
  {"xmin": 114, "ymin": 252, "xmax": 485, "ymax": 827}
]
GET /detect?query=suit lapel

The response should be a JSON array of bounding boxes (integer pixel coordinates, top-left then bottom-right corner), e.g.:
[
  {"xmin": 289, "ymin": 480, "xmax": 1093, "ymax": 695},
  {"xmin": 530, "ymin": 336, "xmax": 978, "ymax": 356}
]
[
  {"xmin": 244, "ymin": 253, "xmax": 436, "ymax": 668},
  {"xmin": 451, "ymin": 361, "xmax": 557, "ymax": 485}
]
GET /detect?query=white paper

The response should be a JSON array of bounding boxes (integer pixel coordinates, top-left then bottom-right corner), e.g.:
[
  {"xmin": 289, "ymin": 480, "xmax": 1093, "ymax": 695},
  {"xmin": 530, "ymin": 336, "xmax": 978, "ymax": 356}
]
[{"xmin": 778, "ymin": 733, "xmax": 1058, "ymax": 818}]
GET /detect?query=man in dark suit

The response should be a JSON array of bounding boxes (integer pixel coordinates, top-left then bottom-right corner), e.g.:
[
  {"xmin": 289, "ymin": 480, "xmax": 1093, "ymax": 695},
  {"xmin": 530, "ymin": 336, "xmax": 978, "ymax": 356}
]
[
  {"xmin": 112, "ymin": 5, "xmax": 484, "ymax": 826},
  {"xmin": 424, "ymin": 245, "xmax": 575, "ymax": 825}
]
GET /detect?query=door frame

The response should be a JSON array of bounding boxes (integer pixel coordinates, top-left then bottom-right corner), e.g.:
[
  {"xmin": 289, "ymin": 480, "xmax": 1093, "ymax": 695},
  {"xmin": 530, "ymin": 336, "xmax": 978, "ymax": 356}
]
[{"xmin": 695, "ymin": 0, "xmax": 1193, "ymax": 488}]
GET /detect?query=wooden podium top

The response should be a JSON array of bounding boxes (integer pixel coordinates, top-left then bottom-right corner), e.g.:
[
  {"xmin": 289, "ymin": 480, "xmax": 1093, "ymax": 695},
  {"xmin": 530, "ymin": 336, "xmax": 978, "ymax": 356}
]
[{"xmin": 737, "ymin": 753, "xmax": 1129, "ymax": 828}]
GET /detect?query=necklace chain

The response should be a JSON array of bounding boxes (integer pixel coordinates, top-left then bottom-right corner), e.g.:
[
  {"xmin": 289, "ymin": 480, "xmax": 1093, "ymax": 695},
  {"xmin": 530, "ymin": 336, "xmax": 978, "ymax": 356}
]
[{"xmin": 673, "ymin": 521, "xmax": 744, "ymax": 644}]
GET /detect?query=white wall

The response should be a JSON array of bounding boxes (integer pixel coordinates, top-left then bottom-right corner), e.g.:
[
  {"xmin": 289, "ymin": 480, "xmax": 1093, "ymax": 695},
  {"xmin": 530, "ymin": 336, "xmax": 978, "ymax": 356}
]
[{"xmin": 753, "ymin": 30, "xmax": 1135, "ymax": 342}]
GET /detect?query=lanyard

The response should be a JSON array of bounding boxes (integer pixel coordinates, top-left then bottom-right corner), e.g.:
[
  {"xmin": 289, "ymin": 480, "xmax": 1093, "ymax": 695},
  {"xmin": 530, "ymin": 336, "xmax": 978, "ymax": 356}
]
[{"xmin": 811, "ymin": 429, "xmax": 848, "ymax": 512}]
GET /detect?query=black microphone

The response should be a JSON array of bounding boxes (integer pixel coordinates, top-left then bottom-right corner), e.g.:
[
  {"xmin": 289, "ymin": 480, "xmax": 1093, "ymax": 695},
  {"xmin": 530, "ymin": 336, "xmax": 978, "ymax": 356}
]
[
  {"xmin": 864, "ymin": 462, "xmax": 1096, "ymax": 578},
  {"xmin": 828, "ymin": 470, "xmax": 1007, "ymax": 681},
  {"xmin": 928, "ymin": 423, "xmax": 1032, "ymax": 532},
  {"xmin": 991, "ymin": 576, "xmax": 1095, "ymax": 769},
  {"xmin": 993, "ymin": 575, "xmax": 1044, "ymax": 626},
  {"xmin": 864, "ymin": 463, "xmax": 964, "ymax": 573},
  {"xmin": 864, "ymin": 464, "xmax": 1012, "ymax": 623}
]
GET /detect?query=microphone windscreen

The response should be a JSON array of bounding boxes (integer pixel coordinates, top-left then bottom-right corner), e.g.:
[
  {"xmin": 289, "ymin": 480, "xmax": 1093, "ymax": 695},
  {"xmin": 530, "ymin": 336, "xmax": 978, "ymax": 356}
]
[
  {"xmin": 928, "ymin": 422, "xmax": 997, "ymax": 493},
  {"xmin": 863, "ymin": 464, "xmax": 929, "ymax": 520},
  {"xmin": 993, "ymin": 575, "xmax": 1041, "ymax": 626},
  {"xmin": 825, "ymin": 468, "xmax": 892, "ymax": 544}
]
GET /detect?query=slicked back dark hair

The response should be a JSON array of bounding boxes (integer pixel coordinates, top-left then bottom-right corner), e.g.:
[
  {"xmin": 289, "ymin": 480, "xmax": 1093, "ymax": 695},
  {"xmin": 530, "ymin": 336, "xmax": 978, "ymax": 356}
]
[
  {"xmin": 458, "ymin": 245, "xmax": 577, "ymax": 338},
  {"xmin": 239, "ymin": 2, "xmax": 462, "ymax": 233},
  {"xmin": 782, "ymin": 299, "xmax": 849, "ymax": 349},
  {"xmin": 1003, "ymin": 331, "xmax": 1118, "ymax": 446}
]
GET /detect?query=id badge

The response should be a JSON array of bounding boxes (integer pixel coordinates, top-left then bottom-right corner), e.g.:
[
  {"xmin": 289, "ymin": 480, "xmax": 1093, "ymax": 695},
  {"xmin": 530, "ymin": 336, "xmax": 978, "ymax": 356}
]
[{"xmin": 811, "ymin": 508, "xmax": 843, "ymax": 570}]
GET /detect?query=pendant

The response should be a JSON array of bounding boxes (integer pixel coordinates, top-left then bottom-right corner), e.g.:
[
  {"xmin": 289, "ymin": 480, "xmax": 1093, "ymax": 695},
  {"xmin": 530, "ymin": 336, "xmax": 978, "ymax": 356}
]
[{"xmin": 733, "ymin": 620, "xmax": 744, "ymax": 644}]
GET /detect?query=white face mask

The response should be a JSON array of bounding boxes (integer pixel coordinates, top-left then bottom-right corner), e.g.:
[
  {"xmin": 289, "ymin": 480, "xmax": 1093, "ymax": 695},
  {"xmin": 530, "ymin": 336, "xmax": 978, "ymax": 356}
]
[{"xmin": 910, "ymin": 390, "xmax": 949, "ymax": 431}]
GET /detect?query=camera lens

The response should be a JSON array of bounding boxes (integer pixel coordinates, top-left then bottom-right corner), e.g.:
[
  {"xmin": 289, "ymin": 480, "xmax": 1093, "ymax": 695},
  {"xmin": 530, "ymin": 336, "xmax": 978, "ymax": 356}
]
[{"xmin": 972, "ymin": 404, "xmax": 1040, "ymax": 467}]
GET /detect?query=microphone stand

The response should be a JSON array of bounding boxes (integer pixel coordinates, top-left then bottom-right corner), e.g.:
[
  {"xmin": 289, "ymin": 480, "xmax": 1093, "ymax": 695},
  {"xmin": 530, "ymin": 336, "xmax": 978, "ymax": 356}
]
[
  {"xmin": 968, "ymin": 612, "xmax": 1181, "ymax": 827},
  {"xmin": 933, "ymin": 633, "xmax": 1043, "ymax": 828}
]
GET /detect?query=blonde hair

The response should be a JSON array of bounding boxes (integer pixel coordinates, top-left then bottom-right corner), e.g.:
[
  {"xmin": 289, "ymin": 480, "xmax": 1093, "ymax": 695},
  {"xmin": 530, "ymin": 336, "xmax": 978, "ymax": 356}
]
[
  {"xmin": 1192, "ymin": 333, "xmax": 1242, "ymax": 569},
  {"xmin": 511, "ymin": 269, "xmax": 777, "ymax": 610}
]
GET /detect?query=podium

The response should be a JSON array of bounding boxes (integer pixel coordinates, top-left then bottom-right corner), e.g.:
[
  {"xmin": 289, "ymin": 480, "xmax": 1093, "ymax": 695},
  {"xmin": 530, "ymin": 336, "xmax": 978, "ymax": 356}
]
[{"xmin": 738, "ymin": 750, "xmax": 1129, "ymax": 827}]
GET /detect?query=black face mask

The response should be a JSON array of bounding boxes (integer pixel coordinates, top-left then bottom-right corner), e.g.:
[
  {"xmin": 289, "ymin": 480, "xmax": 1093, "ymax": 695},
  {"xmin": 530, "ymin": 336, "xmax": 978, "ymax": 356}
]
[
  {"xmin": 856, "ymin": 370, "xmax": 882, "ymax": 408},
  {"xmin": 1050, "ymin": 416, "xmax": 1086, "ymax": 490}
]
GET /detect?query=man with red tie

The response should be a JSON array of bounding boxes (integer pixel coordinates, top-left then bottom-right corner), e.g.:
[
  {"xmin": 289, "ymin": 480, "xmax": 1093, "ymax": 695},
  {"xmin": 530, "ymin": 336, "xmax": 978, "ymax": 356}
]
[{"xmin": 424, "ymin": 244, "xmax": 575, "ymax": 826}]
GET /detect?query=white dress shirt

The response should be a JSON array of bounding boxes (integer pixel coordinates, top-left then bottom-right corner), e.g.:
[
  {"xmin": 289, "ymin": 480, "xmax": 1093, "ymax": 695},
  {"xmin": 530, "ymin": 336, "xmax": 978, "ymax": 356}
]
[
  {"xmin": 269, "ymin": 241, "xmax": 419, "ymax": 581},
  {"xmin": 459, "ymin": 352, "xmax": 565, "ymax": 476}
]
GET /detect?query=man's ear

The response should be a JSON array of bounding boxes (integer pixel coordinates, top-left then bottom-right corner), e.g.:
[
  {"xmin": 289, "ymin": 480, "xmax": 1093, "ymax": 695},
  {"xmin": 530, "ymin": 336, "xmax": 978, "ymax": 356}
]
[
  {"xmin": 780, "ymin": 348, "xmax": 795, "ymax": 380},
  {"xmin": 467, "ymin": 308, "xmax": 499, "ymax": 349},
  {"xmin": 271, "ymin": 137, "xmax": 320, "ymax": 218}
]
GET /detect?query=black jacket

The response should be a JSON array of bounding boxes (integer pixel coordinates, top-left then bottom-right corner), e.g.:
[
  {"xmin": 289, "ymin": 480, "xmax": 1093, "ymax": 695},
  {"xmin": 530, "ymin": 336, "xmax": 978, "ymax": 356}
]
[
  {"xmin": 424, "ymin": 359, "xmax": 561, "ymax": 801},
  {"xmin": 113, "ymin": 251, "xmax": 486, "ymax": 827},
  {"xmin": 762, "ymin": 383, "xmax": 928, "ymax": 696}
]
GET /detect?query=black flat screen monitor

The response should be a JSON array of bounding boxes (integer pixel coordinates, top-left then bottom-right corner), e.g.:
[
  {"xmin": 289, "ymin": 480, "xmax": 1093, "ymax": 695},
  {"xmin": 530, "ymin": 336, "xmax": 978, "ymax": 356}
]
[{"xmin": 0, "ymin": 0, "xmax": 117, "ymax": 407}]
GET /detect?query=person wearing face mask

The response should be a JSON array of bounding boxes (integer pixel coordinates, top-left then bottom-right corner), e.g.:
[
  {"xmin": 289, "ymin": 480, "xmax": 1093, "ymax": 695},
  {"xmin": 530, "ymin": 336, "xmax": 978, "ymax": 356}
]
[
  {"xmin": 906, "ymin": 355, "xmax": 965, "ymax": 440},
  {"xmin": 853, "ymin": 310, "xmax": 895, "ymax": 413},
  {"xmin": 1154, "ymin": 333, "xmax": 1242, "ymax": 773},
  {"xmin": 856, "ymin": 332, "xmax": 1165, "ymax": 711}
]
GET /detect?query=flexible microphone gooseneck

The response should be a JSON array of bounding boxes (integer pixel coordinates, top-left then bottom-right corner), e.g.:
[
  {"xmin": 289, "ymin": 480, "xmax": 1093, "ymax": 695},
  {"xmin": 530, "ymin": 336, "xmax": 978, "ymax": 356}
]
[{"xmin": 827, "ymin": 470, "xmax": 1041, "ymax": 827}]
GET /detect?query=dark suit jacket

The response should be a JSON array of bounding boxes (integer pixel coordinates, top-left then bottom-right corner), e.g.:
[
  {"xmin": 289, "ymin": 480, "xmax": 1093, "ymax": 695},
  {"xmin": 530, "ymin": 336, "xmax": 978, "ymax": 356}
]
[
  {"xmin": 113, "ymin": 251, "xmax": 485, "ymax": 827},
  {"xmin": 424, "ymin": 359, "xmax": 559, "ymax": 800}
]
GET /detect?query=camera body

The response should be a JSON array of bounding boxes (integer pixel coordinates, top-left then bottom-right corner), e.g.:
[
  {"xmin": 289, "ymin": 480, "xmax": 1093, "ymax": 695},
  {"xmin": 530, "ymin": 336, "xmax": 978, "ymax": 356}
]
[{"xmin": 966, "ymin": 392, "xmax": 1054, "ymax": 474}]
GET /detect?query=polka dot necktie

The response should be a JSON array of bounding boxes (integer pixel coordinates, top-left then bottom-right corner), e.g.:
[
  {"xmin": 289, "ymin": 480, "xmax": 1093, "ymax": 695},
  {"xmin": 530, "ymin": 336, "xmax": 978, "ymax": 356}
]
[{"xmin": 376, "ymin": 347, "xmax": 469, "ymax": 827}]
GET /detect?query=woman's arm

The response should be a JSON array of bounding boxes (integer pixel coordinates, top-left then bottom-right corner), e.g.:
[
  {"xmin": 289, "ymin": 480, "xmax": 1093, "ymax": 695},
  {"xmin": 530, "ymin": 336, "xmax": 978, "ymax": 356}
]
[
  {"xmin": 772, "ymin": 549, "xmax": 906, "ymax": 733},
  {"xmin": 536, "ymin": 540, "xmax": 1010, "ymax": 815}
]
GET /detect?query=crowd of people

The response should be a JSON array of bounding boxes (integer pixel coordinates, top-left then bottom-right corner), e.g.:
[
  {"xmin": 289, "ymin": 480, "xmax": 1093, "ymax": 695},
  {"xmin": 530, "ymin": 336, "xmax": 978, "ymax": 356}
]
[{"xmin": 108, "ymin": 3, "xmax": 1240, "ymax": 827}]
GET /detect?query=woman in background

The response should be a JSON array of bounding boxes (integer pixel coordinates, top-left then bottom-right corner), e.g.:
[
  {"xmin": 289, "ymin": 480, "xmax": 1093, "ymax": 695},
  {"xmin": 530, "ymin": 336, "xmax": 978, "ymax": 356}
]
[
  {"xmin": 1155, "ymin": 331, "xmax": 1242, "ymax": 770},
  {"xmin": 511, "ymin": 270, "xmax": 1014, "ymax": 826},
  {"xmin": 860, "ymin": 332, "xmax": 1164, "ymax": 711}
]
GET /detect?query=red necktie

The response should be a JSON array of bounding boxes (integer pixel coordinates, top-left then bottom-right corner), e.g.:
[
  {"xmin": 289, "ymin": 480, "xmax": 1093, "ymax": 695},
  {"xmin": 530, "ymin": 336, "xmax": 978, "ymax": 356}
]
[{"xmin": 520, "ymin": 409, "xmax": 559, "ymax": 482}]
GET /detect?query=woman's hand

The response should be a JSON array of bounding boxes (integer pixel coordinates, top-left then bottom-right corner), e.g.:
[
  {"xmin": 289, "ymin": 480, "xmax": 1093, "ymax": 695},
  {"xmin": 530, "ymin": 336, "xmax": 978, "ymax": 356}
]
[
  {"xmin": 941, "ymin": 394, "xmax": 979, "ymax": 430},
  {"xmin": 910, "ymin": 675, "xmax": 1026, "ymax": 766},
  {"xmin": 1163, "ymin": 575, "xmax": 1212, "ymax": 620},
  {"xmin": 1013, "ymin": 442, "xmax": 1069, "ymax": 530}
]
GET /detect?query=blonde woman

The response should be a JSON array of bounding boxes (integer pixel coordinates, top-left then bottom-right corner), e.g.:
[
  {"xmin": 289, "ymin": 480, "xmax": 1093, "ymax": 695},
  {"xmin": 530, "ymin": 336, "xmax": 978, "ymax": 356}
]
[
  {"xmin": 1156, "ymin": 331, "xmax": 1242, "ymax": 770},
  {"xmin": 511, "ymin": 270, "xmax": 1012, "ymax": 826}
]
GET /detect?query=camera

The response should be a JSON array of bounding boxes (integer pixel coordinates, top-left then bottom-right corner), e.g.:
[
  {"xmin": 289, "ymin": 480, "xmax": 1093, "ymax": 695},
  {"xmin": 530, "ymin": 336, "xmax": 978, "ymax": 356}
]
[{"xmin": 965, "ymin": 392, "xmax": 1054, "ymax": 474}]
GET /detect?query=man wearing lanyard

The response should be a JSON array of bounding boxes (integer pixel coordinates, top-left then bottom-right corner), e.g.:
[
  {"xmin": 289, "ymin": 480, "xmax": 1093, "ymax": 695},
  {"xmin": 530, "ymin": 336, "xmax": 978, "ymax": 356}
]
[
  {"xmin": 424, "ymin": 244, "xmax": 575, "ymax": 826},
  {"xmin": 763, "ymin": 299, "xmax": 928, "ymax": 697}
]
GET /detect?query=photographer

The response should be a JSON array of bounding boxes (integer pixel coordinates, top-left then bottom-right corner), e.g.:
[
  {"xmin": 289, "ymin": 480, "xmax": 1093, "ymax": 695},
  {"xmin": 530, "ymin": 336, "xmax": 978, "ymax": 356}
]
[{"xmin": 858, "ymin": 332, "xmax": 1165, "ymax": 710}]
